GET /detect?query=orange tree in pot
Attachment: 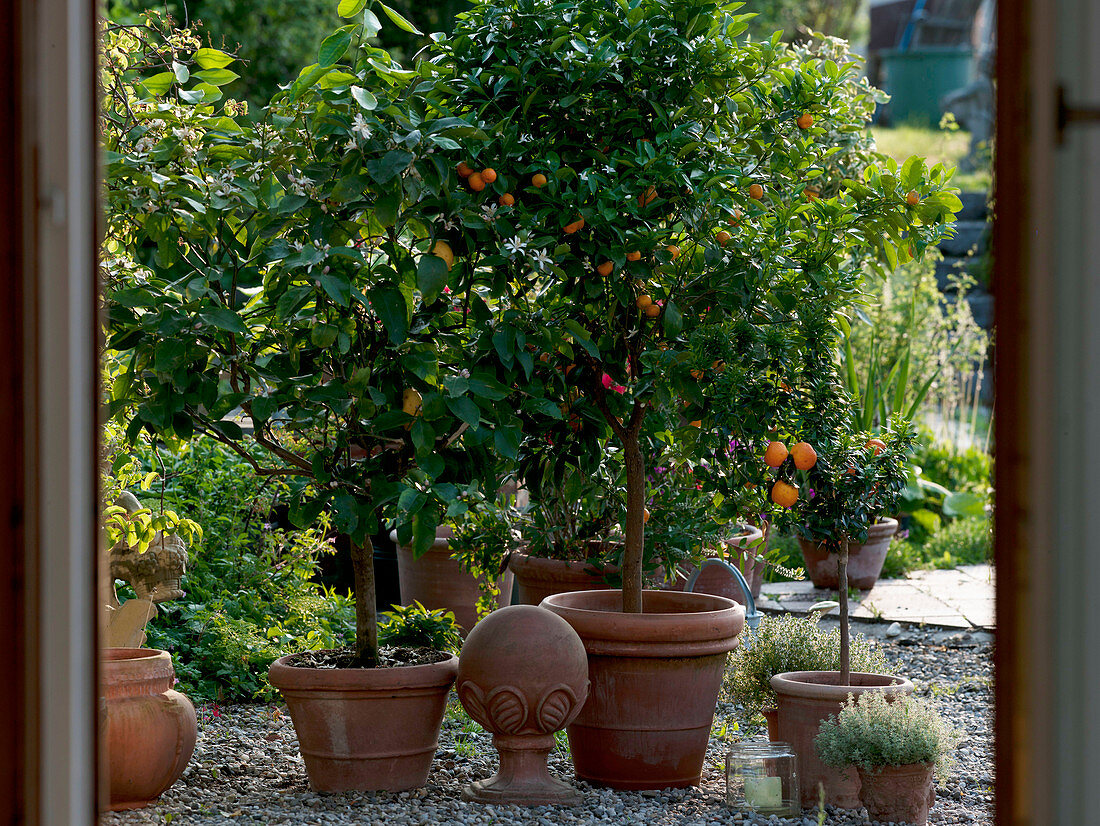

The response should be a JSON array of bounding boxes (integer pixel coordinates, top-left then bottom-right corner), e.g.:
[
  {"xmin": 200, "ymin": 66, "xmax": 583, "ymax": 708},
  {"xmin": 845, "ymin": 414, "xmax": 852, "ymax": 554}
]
[
  {"xmin": 431, "ymin": 0, "xmax": 958, "ymax": 791},
  {"xmin": 101, "ymin": 11, "xmax": 524, "ymax": 791}
]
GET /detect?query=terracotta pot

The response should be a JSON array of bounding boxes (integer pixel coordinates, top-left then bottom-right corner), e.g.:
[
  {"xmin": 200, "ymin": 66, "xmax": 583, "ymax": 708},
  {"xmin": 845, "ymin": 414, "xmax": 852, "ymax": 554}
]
[
  {"xmin": 770, "ymin": 670, "xmax": 914, "ymax": 808},
  {"xmin": 268, "ymin": 651, "xmax": 458, "ymax": 791},
  {"xmin": 508, "ymin": 550, "xmax": 618, "ymax": 605},
  {"xmin": 541, "ymin": 589, "xmax": 744, "ymax": 790},
  {"xmin": 797, "ymin": 518, "xmax": 899, "ymax": 590},
  {"xmin": 762, "ymin": 707, "xmax": 779, "ymax": 741},
  {"xmin": 857, "ymin": 762, "xmax": 937, "ymax": 825},
  {"xmin": 102, "ymin": 648, "xmax": 197, "ymax": 811},
  {"xmin": 393, "ymin": 527, "xmax": 512, "ymax": 632},
  {"xmin": 671, "ymin": 524, "xmax": 766, "ymax": 604}
]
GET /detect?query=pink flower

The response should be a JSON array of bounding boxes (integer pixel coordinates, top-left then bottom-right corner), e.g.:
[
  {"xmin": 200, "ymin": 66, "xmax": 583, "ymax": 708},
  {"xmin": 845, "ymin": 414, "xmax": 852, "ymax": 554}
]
[
  {"xmin": 601, "ymin": 373, "xmax": 613, "ymax": 389},
  {"xmin": 612, "ymin": 384, "xmax": 627, "ymax": 394}
]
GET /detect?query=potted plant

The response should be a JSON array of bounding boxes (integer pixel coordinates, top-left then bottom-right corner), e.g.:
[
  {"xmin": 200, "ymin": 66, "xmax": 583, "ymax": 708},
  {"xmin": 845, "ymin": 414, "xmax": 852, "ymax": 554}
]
[
  {"xmin": 814, "ymin": 691, "xmax": 960, "ymax": 826},
  {"xmin": 102, "ymin": 13, "xmax": 518, "ymax": 791},
  {"xmin": 725, "ymin": 613, "xmax": 888, "ymax": 740},
  {"xmin": 436, "ymin": 0, "xmax": 958, "ymax": 790}
]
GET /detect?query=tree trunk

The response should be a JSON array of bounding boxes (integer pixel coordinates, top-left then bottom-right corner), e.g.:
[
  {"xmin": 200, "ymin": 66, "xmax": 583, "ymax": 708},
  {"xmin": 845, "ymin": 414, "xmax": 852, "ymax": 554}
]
[
  {"xmin": 350, "ymin": 535, "xmax": 378, "ymax": 667},
  {"xmin": 838, "ymin": 535, "xmax": 850, "ymax": 686},
  {"xmin": 622, "ymin": 428, "xmax": 645, "ymax": 614}
]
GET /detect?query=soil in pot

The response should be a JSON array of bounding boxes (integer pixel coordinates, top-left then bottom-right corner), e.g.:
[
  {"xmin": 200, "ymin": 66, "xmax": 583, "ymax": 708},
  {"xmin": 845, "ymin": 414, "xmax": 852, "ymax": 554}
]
[
  {"xmin": 770, "ymin": 670, "xmax": 914, "ymax": 808},
  {"xmin": 541, "ymin": 589, "xmax": 744, "ymax": 790},
  {"xmin": 268, "ymin": 647, "xmax": 458, "ymax": 792},
  {"xmin": 797, "ymin": 518, "xmax": 899, "ymax": 590},
  {"xmin": 103, "ymin": 648, "xmax": 197, "ymax": 811},
  {"xmin": 857, "ymin": 762, "xmax": 937, "ymax": 826}
]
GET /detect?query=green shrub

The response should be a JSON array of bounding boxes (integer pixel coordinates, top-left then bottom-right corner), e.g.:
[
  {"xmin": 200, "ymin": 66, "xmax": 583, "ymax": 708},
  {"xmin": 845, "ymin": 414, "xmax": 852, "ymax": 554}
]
[
  {"xmin": 913, "ymin": 430, "xmax": 992, "ymax": 494},
  {"xmin": 378, "ymin": 602, "xmax": 463, "ymax": 654},
  {"xmin": 814, "ymin": 691, "xmax": 960, "ymax": 776},
  {"xmin": 881, "ymin": 515, "xmax": 991, "ymax": 578},
  {"xmin": 724, "ymin": 614, "xmax": 889, "ymax": 714}
]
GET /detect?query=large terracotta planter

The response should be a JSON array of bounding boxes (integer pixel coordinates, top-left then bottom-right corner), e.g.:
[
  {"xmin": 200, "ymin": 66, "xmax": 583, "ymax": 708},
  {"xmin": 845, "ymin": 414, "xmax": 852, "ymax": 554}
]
[
  {"xmin": 770, "ymin": 670, "xmax": 913, "ymax": 808},
  {"xmin": 268, "ymin": 651, "xmax": 458, "ymax": 791},
  {"xmin": 858, "ymin": 762, "xmax": 937, "ymax": 825},
  {"xmin": 508, "ymin": 551, "xmax": 618, "ymax": 605},
  {"xmin": 393, "ymin": 527, "xmax": 512, "ymax": 632},
  {"xmin": 541, "ymin": 589, "xmax": 744, "ymax": 790},
  {"xmin": 670, "ymin": 524, "xmax": 766, "ymax": 604},
  {"xmin": 102, "ymin": 648, "xmax": 197, "ymax": 811},
  {"xmin": 797, "ymin": 518, "xmax": 899, "ymax": 590}
]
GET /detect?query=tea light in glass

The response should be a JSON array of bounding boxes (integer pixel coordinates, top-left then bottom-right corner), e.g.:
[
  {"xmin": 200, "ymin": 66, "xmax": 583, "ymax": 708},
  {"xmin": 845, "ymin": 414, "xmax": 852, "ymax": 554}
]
[{"xmin": 725, "ymin": 740, "xmax": 799, "ymax": 817}]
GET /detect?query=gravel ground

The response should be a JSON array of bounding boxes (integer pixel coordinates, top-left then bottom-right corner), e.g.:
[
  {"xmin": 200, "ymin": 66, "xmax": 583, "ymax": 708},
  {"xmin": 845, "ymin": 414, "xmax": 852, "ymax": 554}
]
[{"xmin": 101, "ymin": 619, "xmax": 992, "ymax": 826}]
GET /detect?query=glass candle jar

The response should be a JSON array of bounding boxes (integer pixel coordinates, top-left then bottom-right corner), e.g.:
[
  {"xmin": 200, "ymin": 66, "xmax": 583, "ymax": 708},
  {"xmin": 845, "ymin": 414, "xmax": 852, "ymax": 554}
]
[{"xmin": 725, "ymin": 740, "xmax": 800, "ymax": 817}]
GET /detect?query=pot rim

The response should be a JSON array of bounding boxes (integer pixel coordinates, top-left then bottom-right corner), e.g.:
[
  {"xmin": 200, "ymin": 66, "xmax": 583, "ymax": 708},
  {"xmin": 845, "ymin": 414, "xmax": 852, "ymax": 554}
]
[
  {"xmin": 769, "ymin": 670, "xmax": 914, "ymax": 699},
  {"xmin": 268, "ymin": 651, "xmax": 459, "ymax": 692},
  {"xmin": 389, "ymin": 526, "xmax": 452, "ymax": 550},
  {"xmin": 508, "ymin": 550, "xmax": 619, "ymax": 574}
]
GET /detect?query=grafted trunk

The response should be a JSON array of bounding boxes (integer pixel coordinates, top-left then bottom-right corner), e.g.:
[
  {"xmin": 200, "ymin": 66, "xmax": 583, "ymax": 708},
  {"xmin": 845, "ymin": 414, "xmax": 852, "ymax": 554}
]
[
  {"xmin": 622, "ymin": 429, "xmax": 645, "ymax": 614},
  {"xmin": 350, "ymin": 535, "xmax": 378, "ymax": 667},
  {"xmin": 838, "ymin": 535, "xmax": 850, "ymax": 686}
]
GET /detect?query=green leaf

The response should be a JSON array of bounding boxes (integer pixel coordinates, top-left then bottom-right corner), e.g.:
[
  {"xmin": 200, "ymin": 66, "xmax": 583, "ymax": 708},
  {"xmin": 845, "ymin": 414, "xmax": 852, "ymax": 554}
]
[
  {"xmin": 417, "ymin": 253, "xmax": 448, "ymax": 302},
  {"xmin": 367, "ymin": 149, "xmax": 414, "ymax": 183},
  {"xmin": 370, "ymin": 286, "xmax": 408, "ymax": 344},
  {"xmin": 319, "ymin": 29, "xmax": 353, "ymax": 67},
  {"xmin": 337, "ymin": 0, "xmax": 367, "ymax": 17},
  {"xmin": 445, "ymin": 396, "xmax": 480, "ymax": 427},
  {"xmin": 378, "ymin": 2, "xmax": 422, "ymax": 34},
  {"xmin": 194, "ymin": 69, "xmax": 239, "ymax": 87},
  {"xmin": 193, "ymin": 48, "xmax": 235, "ymax": 69},
  {"xmin": 943, "ymin": 491, "xmax": 986, "ymax": 518},
  {"xmin": 351, "ymin": 85, "xmax": 378, "ymax": 110},
  {"xmin": 493, "ymin": 426, "xmax": 520, "ymax": 460},
  {"xmin": 289, "ymin": 63, "xmax": 329, "ymax": 100},
  {"xmin": 140, "ymin": 72, "xmax": 175, "ymax": 96},
  {"xmin": 662, "ymin": 301, "xmax": 683, "ymax": 337},
  {"xmin": 311, "ymin": 323, "xmax": 339, "ymax": 348},
  {"xmin": 201, "ymin": 308, "xmax": 248, "ymax": 335},
  {"xmin": 319, "ymin": 272, "xmax": 352, "ymax": 306}
]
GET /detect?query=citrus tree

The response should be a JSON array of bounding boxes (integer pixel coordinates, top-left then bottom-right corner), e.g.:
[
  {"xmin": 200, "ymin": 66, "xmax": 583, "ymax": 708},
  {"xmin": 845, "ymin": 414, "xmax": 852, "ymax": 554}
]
[
  {"xmin": 428, "ymin": 0, "xmax": 960, "ymax": 613},
  {"xmin": 102, "ymin": 11, "xmax": 518, "ymax": 666}
]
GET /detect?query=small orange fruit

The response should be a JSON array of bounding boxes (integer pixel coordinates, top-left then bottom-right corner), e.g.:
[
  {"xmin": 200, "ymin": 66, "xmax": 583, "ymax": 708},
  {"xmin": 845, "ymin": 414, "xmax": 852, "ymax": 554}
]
[
  {"xmin": 456, "ymin": 161, "xmax": 473, "ymax": 178},
  {"xmin": 764, "ymin": 440, "xmax": 789, "ymax": 468},
  {"xmin": 771, "ymin": 480, "xmax": 798, "ymax": 508},
  {"xmin": 644, "ymin": 303, "xmax": 661, "ymax": 318},
  {"xmin": 866, "ymin": 438, "xmax": 887, "ymax": 455},
  {"xmin": 712, "ymin": 360, "xmax": 725, "ymax": 372},
  {"xmin": 499, "ymin": 193, "xmax": 515, "ymax": 206},
  {"xmin": 636, "ymin": 294, "xmax": 653, "ymax": 309},
  {"xmin": 638, "ymin": 186, "xmax": 658, "ymax": 207},
  {"xmin": 797, "ymin": 112, "xmax": 814, "ymax": 129},
  {"xmin": 597, "ymin": 261, "xmax": 614, "ymax": 277},
  {"xmin": 716, "ymin": 230, "xmax": 731, "ymax": 246},
  {"xmin": 480, "ymin": 168, "xmax": 498, "ymax": 183},
  {"xmin": 468, "ymin": 172, "xmax": 486, "ymax": 191},
  {"xmin": 667, "ymin": 244, "xmax": 680, "ymax": 259},
  {"xmin": 748, "ymin": 183, "xmax": 764, "ymax": 200},
  {"xmin": 643, "ymin": 507, "xmax": 651, "ymax": 524},
  {"xmin": 564, "ymin": 217, "xmax": 585, "ymax": 234},
  {"xmin": 539, "ymin": 352, "xmax": 550, "ymax": 363},
  {"xmin": 790, "ymin": 441, "xmax": 817, "ymax": 470},
  {"xmin": 689, "ymin": 420, "xmax": 702, "ymax": 428},
  {"xmin": 805, "ymin": 186, "xmax": 820, "ymax": 201},
  {"xmin": 690, "ymin": 368, "xmax": 704, "ymax": 380},
  {"xmin": 626, "ymin": 250, "xmax": 642, "ymax": 261},
  {"xmin": 531, "ymin": 173, "xmax": 548, "ymax": 188},
  {"xmin": 906, "ymin": 190, "xmax": 920, "ymax": 206},
  {"xmin": 731, "ymin": 208, "xmax": 743, "ymax": 225}
]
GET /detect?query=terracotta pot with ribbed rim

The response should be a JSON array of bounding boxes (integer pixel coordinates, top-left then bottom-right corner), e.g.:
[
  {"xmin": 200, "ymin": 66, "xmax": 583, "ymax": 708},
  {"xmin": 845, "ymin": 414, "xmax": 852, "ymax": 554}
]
[
  {"xmin": 797, "ymin": 518, "xmax": 899, "ymax": 590},
  {"xmin": 541, "ymin": 589, "xmax": 744, "ymax": 790},
  {"xmin": 268, "ymin": 652, "xmax": 458, "ymax": 791},
  {"xmin": 669, "ymin": 524, "xmax": 766, "ymax": 604},
  {"xmin": 392, "ymin": 527, "xmax": 512, "ymax": 633},
  {"xmin": 857, "ymin": 762, "xmax": 937, "ymax": 825},
  {"xmin": 103, "ymin": 648, "xmax": 197, "ymax": 811},
  {"xmin": 770, "ymin": 670, "xmax": 914, "ymax": 808}
]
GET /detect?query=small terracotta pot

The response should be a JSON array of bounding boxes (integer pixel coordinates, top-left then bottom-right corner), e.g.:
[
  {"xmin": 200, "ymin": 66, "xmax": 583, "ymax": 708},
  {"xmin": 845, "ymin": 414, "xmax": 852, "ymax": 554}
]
[
  {"xmin": 508, "ymin": 550, "xmax": 618, "ymax": 605},
  {"xmin": 762, "ymin": 707, "xmax": 779, "ymax": 741},
  {"xmin": 393, "ymin": 527, "xmax": 512, "ymax": 632},
  {"xmin": 797, "ymin": 518, "xmax": 899, "ymax": 590},
  {"xmin": 671, "ymin": 524, "xmax": 766, "ymax": 603},
  {"xmin": 541, "ymin": 589, "xmax": 744, "ymax": 790},
  {"xmin": 770, "ymin": 670, "xmax": 913, "ymax": 808},
  {"xmin": 102, "ymin": 648, "xmax": 197, "ymax": 811},
  {"xmin": 858, "ymin": 762, "xmax": 937, "ymax": 825},
  {"xmin": 268, "ymin": 651, "xmax": 458, "ymax": 791}
]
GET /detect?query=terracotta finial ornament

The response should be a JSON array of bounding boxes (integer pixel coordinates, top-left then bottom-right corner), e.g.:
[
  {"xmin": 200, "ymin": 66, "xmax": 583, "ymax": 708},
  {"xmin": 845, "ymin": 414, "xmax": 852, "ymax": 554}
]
[{"xmin": 456, "ymin": 604, "xmax": 589, "ymax": 805}]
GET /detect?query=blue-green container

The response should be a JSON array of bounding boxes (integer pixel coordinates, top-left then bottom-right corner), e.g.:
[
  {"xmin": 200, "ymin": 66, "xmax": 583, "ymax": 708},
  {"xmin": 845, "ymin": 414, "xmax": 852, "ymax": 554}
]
[{"xmin": 879, "ymin": 47, "xmax": 974, "ymax": 125}]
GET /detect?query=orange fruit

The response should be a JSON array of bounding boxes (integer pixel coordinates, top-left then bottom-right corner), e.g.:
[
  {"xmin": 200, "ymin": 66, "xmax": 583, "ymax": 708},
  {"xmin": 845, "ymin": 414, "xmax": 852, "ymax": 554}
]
[
  {"xmin": 866, "ymin": 438, "xmax": 886, "ymax": 455},
  {"xmin": 731, "ymin": 208, "xmax": 743, "ymax": 225},
  {"xmin": 805, "ymin": 186, "xmax": 820, "ymax": 201},
  {"xmin": 626, "ymin": 250, "xmax": 642, "ymax": 261},
  {"xmin": 690, "ymin": 368, "xmax": 704, "ymax": 380},
  {"xmin": 468, "ymin": 172, "xmax": 486, "ymax": 191},
  {"xmin": 636, "ymin": 294, "xmax": 653, "ymax": 309},
  {"xmin": 667, "ymin": 245, "xmax": 680, "ymax": 259},
  {"xmin": 638, "ymin": 186, "xmax": 657, "ymax": 207},
  {"xmin": 643, "ymin": 507, "xmax": 651, "ymax": 524},
  {"xmin": 790, "ymin": 441, "xmax": 817, "ymax": 470},
  {"xmin": 764, "ymin": 440, "xmax": 789, "ymax": 468},
  {"xmin": 712, "ymin": 360, "xmax": 725, "ymax": 372},
  {"xmin": 430, "ymin": 240, "xmax": 455, "ymax": 271},
  {"xmin": 644, "ymin": 303, "xmax": 661, "ymax": 318},
  {"xmin": 748, "ymin": 183, "xmax": 764, "ymax": 200},
  {"xmin": 689, "ymin": 420, "xmax": 702, "ymax": 428},
  {"xmin": 539, "ymin": 352, "xmax": 550, "ymax": 363},
  {"xmin": 480, "ymin": 168, "xmax": 498, "ymax": 183},
  {"xmin": 564, "ymin": 217, "xmax": 585, "ymax": 234},
  {"xmin": 771, "ymin": 480, "xmax": 798, "ymax": 508},
  {"xmin": 906, "ymin": 190, "xmax": 920, "ymax": 206},
  {"xmin": 797, "ymin": 112, "xmax": 814, "ymax": 129},
  {"xmin": 499, "ymin": 193, "xmax": 515, "ymax": 206},
  {"xmin": 716, "ymin": 230, "xmax": 731, "ymax": 246},
  {"xmin": 597, "ymin": 261, "xmax": 614, "ymax": 277},
  {"xmin": 456, "ymin": 161, "xmax": 473, "ymax": 178},
  {"xmin": 531, "ymin": 173, "xmax": 548, "ymax": 188}
]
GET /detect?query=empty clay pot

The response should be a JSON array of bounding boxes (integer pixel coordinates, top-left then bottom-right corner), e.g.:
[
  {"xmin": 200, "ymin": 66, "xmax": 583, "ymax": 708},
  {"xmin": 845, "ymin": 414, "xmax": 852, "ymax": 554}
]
[
  {"xmin": 857, "ymin": 762, "xmax": 937, "ymax": 825},
  {"xmin": 770, "ymin": 670, "xmax": 914, "ymax": 808},
  {"xmin": 392, "ymin": 527, "xmax": 512, "ymax": 633},
  {"xmin": 669, "ymin": 524, "xmax": 766, "ymax": 604},
  {"xmin": 103, "ymin": 648, "xmax": 197, "ymax": 811},
  {"xmin": 541, "ymin": 589, "xmax": 744, "ymax": 790},
  {"xmin": 268, "ymin": 651, "xmax": 457, "ymax": 791},
  {"xmin": 456, "ymin": 605, "xmax": 589, "ymax": 805},
  {"xmin": 797, "ymin": 518, "xmax": 899, "ymax": 590}
]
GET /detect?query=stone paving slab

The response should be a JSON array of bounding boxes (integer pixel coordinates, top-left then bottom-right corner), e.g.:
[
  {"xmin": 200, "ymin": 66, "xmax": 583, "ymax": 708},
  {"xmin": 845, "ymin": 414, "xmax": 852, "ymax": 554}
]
[{"xmin": 756, "ymin": 562, "xmax": 994, "ymax": 630}]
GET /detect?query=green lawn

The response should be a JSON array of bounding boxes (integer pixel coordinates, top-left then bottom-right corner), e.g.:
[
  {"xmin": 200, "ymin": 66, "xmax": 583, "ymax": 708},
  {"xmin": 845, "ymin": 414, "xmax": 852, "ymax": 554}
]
[{"xmin": 871, "ymin": 124, "xmax": 991, "ymax": 192}]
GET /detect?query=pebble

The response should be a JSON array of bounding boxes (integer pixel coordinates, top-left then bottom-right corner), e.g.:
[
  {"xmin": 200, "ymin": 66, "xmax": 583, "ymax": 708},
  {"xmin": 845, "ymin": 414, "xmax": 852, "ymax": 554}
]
[
  {"xmin": 885, "ymin": 621, "xmax": 902, "ymax": 637},
  {"xmin": 99, "ymin": 618, "xmax": 991, "ymax": 826}
]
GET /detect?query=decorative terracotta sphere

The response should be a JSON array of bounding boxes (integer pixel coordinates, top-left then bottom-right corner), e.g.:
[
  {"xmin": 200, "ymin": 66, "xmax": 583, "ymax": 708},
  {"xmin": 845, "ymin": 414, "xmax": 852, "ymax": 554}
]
[{"xmin": 456, "ymin": 604, "xmax": 589, "ymax": 805}]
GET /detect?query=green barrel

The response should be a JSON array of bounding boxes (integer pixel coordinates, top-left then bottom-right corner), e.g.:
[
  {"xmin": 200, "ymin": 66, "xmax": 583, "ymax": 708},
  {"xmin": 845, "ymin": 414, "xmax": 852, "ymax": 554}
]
[{"xmin": 879, "ymin": 48, "xmax": 974, "ymax": 125}]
